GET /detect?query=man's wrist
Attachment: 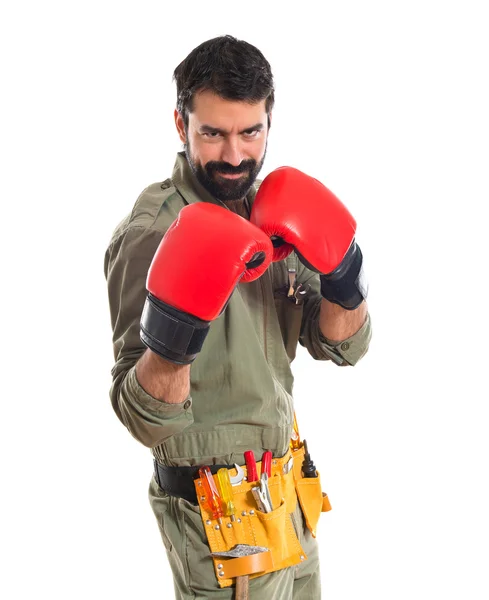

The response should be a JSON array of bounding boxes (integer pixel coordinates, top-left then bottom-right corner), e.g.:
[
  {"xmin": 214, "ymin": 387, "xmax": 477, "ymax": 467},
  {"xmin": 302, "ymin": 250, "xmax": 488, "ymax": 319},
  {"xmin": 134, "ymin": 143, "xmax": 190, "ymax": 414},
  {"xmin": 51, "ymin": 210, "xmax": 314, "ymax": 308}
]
[
  {"xmin": 319, "ymin": 298, "xmax": 368, "ymax": 341},
  {"xmin": 318, "ymin": 309, "xmax": 372, "ymax": 366},
  {"xmin": 135, "ymin": 349, "xmax": 191, "ymax": 404}
]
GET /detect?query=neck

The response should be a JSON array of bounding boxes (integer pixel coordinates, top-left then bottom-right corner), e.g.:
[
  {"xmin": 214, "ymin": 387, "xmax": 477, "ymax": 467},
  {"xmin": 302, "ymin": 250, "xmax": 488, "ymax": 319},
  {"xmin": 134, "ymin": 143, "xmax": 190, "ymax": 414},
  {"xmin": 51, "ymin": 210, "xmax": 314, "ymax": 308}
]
[{"xmin": 222, "ymin": 198, "xmax": 250, "ymax": 220}]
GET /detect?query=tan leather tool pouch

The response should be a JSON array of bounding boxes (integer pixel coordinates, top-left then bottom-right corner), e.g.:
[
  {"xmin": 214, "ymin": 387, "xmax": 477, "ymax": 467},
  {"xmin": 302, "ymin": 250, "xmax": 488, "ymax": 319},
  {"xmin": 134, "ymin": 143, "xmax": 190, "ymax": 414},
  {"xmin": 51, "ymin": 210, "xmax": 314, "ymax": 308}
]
[
  {"xmin": 194, "ymin": 451, "xmax": 306, "ymax": 588},
  {"xmin": 292, "ymin": 444, "xmax": 332, "ymax": 538}
]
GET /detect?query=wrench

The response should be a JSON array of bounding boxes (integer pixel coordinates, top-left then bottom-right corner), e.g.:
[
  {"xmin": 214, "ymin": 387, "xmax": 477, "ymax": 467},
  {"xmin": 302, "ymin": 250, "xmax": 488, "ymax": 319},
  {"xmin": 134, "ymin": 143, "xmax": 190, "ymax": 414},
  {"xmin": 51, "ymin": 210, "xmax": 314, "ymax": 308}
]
[{"xmin": 229, "ymin": 463, "xmax": 245, "ymax": 486}]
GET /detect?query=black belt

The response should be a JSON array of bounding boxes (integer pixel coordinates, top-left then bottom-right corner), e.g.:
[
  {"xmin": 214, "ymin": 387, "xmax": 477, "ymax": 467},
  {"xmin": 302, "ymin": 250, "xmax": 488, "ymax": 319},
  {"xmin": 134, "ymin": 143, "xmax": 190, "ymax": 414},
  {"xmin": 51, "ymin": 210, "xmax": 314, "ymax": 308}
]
[{"xmin": 153, "ymin": 460, "xmax": 236, "ymax": 505}]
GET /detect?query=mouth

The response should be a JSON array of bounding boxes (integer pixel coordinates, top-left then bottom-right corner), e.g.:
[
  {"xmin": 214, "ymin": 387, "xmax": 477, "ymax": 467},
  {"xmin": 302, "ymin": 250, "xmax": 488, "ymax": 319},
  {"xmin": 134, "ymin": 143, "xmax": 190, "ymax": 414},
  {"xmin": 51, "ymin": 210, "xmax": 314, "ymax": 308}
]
[{"xmin": 216, "ymin": 171, "xmax": 247, "ymax": 180}]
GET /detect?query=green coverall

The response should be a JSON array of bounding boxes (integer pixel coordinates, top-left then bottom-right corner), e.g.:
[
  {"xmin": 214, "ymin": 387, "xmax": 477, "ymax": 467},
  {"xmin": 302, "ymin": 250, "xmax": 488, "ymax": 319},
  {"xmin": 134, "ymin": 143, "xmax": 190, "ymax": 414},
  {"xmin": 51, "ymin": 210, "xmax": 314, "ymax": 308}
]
[{"xmin": 104, "ymin": 152, "xmax": 372, "ymax": 598}]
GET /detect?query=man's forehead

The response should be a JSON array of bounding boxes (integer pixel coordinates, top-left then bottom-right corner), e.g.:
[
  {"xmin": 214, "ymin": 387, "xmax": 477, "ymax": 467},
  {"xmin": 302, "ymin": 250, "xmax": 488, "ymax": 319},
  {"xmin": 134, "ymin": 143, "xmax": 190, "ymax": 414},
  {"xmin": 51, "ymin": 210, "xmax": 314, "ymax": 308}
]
[{"xmin": 190, "ymin": 90, "xmax": 268, "ymax": 129}]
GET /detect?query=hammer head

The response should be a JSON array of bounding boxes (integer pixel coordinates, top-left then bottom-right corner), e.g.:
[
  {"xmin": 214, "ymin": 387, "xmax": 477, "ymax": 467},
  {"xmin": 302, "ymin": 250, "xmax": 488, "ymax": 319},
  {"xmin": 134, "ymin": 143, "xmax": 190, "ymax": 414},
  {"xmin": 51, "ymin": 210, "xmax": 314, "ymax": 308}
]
[{"xmin": 211, "ymin": 544, "xmax": 269, "ymax": 559}]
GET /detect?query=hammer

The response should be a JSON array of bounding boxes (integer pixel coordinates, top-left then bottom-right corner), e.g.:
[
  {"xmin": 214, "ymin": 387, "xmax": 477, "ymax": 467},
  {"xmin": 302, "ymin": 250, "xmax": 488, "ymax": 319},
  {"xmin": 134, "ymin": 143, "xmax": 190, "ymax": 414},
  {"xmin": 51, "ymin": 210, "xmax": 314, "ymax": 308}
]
[{"xmin": 212, "ymin": 544, "xmax": 270, "ymax": 600}]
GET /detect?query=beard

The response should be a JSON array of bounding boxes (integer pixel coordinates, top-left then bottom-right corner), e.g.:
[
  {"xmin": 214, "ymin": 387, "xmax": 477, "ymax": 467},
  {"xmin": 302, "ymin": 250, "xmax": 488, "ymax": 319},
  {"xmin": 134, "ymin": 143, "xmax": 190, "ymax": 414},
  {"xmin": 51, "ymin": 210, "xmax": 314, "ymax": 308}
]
[{"xmin": 185, "ymin": 141, "xmax": 267, "ymax": 202}]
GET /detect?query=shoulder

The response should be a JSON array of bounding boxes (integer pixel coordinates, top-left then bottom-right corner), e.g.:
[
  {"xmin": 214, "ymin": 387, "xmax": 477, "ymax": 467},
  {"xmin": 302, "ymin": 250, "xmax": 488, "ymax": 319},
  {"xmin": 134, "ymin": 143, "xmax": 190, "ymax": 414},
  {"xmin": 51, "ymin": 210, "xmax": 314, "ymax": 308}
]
[{"xmin": 107, "ymin": 178, "xmax": 186, "ymax": 248}]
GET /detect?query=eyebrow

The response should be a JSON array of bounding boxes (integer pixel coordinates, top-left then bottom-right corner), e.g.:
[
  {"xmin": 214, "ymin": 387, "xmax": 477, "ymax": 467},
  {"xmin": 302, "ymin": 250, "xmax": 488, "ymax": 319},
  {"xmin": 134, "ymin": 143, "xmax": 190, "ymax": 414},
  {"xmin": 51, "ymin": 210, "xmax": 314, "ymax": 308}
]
[{"xmin": 199, "ymin": 123, "xmax": 265, "ymax": 135}]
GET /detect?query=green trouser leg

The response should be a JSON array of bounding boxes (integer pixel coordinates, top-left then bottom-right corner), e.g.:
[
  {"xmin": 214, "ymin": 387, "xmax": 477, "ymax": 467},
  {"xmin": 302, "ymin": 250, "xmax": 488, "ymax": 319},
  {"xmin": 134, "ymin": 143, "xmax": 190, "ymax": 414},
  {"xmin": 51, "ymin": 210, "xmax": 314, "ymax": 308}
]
[{"xmin": 149, "ymin": 477, "xmax": 322, "ymax": 599}]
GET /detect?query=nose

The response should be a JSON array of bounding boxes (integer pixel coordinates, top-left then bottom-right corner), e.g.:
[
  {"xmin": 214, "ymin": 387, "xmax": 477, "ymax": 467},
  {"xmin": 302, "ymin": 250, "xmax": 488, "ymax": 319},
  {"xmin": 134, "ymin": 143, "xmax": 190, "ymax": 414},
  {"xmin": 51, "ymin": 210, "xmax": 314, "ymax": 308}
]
[{"xmin": 220, "ymin": 138, "xmax": 245, "ymax": 167}]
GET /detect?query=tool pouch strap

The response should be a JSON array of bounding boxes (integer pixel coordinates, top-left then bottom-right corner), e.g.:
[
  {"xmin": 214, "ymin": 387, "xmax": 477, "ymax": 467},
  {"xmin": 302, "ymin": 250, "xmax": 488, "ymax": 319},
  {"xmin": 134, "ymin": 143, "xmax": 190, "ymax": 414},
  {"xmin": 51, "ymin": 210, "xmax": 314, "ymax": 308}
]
[
  {"xmin": 216, "ymin": 550, "xmax": 274, "ymax": 580},
  {"xmin": 322, "ymin": 493, "xmax": 332, "ymax": 512},
  {"xmin": 194, "ymin": 449, "xmax": 306, "ymax": 589},
  {"xmin": 292, "ymin": 444, "xmax": 332, "ymax": 538}
]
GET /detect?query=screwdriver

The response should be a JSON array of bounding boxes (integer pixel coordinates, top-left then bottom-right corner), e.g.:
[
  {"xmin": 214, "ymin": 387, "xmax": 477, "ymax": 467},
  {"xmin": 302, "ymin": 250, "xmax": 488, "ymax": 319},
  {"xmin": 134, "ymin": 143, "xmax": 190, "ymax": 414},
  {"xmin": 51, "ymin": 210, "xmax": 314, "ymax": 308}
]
[
  {"xmin": 198, "ymin": 466, "xmax": 223, "ymax": 523},
  {"xmin": 217, "ymin": 468, "xmax": 236, "ymax": 521},
  {"xmin": 244, "ymin": 450, "xmax": 258, "ymax": 482}
]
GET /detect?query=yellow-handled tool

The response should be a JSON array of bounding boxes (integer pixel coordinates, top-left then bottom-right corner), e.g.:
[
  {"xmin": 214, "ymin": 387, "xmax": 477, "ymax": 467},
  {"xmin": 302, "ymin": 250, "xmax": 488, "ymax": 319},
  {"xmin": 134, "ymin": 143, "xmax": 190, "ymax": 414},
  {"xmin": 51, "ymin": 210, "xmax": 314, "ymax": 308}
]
[
  {"xmin": 290, "ymin": 412, "xmax": 301, "ymax": 450},
  {"xmin": 217, "ymin": 468, "xmax": 237, "ymax": 521}
]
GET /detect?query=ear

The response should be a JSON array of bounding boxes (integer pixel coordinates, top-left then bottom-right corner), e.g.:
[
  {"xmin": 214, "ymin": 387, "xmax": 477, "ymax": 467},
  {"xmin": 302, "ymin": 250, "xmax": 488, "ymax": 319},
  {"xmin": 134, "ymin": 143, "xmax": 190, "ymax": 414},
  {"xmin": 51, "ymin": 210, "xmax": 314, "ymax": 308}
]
[
  {"xmin": 174, "ymin": 110, "xmax": 187, "ymax": 143},
  {"xmin": 267, "ymin": 112, "xmax": 272, "ymax": 131}
]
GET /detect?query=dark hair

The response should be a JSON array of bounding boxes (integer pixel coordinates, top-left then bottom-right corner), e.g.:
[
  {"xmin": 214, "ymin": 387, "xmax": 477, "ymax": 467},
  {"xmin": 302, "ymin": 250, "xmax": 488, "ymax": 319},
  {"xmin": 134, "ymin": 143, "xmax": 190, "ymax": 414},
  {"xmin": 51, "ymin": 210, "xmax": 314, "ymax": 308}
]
[{"xmin": 173, "ymin": 35, "xmax": 275, "ymax": 126}]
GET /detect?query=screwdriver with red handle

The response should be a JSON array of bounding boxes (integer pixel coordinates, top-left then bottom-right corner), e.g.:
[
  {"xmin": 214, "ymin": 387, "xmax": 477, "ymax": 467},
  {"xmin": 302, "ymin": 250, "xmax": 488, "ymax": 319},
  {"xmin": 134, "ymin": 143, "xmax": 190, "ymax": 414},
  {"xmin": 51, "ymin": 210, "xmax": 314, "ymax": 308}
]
[{"xmin": 198, "ymin": 466, "xmax": 223, "ymax": 523}]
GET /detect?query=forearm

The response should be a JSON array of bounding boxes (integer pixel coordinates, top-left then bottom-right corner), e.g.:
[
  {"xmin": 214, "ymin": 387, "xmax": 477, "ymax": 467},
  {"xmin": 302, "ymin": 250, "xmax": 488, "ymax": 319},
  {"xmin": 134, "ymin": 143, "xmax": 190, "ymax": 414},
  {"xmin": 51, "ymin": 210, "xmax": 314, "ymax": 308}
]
[
  {"xmin": 319, "ymin": 298, "xmax": 368, "ymax": 342},
  {"xmin": 135, "ymin": 349, "xmax": 191, "ymax": 404}
]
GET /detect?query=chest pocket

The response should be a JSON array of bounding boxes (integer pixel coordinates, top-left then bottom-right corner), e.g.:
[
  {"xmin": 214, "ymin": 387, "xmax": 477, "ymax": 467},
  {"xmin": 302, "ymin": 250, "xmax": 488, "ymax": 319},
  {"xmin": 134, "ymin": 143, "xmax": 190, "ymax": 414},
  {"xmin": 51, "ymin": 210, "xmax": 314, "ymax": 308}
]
[{"xmin": 272, "ymin": 253, "xmax": 310, "ymax": 362}]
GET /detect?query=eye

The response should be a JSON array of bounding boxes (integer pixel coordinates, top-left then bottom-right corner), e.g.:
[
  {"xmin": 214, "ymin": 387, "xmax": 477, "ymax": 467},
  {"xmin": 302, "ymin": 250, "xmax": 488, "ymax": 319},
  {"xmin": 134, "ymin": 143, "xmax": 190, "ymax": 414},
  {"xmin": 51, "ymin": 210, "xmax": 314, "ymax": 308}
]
[
  {"xmin": 243, "ymin": 130, "xmax": 260, "ymax": 139},
  {"xmin": 202, "ymin": 131, "xmax": 222, "ymax": 138}
]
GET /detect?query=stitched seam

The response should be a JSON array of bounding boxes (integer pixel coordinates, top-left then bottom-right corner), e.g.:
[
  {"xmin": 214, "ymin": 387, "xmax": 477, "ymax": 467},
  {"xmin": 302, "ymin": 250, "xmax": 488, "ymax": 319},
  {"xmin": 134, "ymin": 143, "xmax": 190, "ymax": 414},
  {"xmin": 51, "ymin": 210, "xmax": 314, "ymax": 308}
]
[{"xmin": 182, "ymin": 508, "xmax": 197, "ymax": 599}]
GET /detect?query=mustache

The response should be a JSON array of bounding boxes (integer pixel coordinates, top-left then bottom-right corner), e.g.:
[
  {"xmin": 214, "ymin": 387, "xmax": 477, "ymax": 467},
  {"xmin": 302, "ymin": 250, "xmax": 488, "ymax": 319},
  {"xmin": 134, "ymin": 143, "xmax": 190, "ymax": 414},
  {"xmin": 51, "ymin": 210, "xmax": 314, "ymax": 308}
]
[{"xmin": 205, "ymin": 160, "xmax": 256, "ymax": 175}]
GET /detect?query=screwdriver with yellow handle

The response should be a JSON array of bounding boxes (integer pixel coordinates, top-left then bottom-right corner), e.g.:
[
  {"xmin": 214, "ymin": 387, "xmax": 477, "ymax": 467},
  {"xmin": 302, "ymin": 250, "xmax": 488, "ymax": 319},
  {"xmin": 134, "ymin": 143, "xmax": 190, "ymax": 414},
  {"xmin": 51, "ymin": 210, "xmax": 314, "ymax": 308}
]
[
  {"xmin": 217, "ymin": 468, "xmax": 237, "ymax": 521},
  {"xmin": 198, "ymin": 466, "xmax": 224, "ymax": 524}
]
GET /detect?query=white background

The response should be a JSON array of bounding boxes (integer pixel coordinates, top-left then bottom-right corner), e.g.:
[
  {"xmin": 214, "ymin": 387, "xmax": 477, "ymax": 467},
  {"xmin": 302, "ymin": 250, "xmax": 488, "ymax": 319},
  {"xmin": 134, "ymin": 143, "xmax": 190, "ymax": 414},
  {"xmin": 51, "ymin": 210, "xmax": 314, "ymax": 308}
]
[{"xmin": 2, "ymin": 0, "xmax": 488, "ymax": 598}]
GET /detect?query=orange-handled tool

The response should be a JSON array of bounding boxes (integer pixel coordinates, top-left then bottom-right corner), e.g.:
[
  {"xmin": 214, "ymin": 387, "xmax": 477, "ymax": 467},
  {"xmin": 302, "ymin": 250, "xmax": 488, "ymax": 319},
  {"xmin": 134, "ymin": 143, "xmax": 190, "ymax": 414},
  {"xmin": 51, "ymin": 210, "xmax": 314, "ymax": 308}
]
[{"xmin": 198, "ymin": 466, "xmax": 223, "ymax": 523}]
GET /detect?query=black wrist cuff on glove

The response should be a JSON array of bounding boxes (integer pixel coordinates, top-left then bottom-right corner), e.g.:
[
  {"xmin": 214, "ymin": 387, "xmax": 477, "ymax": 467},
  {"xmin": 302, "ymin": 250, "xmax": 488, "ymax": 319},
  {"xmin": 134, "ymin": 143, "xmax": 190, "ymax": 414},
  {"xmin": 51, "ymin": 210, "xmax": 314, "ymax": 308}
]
[
  {"xmin": 320, "ymin": 241, "xmax": 368, "ymax": 310},
  {"xmin": 140, "ymin": 294, "xmax": 210, "ymax": 364}
]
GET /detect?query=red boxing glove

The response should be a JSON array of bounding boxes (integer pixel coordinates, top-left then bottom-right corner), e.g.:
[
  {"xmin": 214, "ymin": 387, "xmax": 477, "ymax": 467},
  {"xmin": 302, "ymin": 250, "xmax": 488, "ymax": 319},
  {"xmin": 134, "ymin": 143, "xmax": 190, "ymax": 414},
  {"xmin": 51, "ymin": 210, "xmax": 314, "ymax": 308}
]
[
  {"xmin": 251, "ymin": 167, "xmax": 367, "ymax": 309},
  {"xmin": 141, "ymin": 202, "xmax": 273, "ymax": 364}
]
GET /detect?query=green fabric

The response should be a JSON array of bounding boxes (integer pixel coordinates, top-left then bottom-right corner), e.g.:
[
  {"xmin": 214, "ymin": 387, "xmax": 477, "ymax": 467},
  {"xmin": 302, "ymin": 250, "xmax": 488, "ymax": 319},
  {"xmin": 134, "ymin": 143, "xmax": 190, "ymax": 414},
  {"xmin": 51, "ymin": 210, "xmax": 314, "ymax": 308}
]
[
  {"xmin": 104, "ymin": 152, "xmax": 371, "ymax": 597},
  {"xmin": 104, "ymin": 151, "xmax": 371, "ymax": 461},
  {"xmin": 148, "ymin": 476, "xmax": 321, "ymax": 599}
]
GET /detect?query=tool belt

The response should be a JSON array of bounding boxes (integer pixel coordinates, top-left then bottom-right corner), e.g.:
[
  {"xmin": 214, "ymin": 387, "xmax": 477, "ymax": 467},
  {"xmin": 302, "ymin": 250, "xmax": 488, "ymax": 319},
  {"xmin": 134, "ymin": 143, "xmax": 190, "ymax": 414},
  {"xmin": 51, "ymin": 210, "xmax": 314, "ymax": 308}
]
[
  {"xmin": 193, "ymin": 443, "xmax": 331, "ymax": 589},
  {"xmin": 153, "ymin": 461, "xmax": 235, "ymax": 504}
]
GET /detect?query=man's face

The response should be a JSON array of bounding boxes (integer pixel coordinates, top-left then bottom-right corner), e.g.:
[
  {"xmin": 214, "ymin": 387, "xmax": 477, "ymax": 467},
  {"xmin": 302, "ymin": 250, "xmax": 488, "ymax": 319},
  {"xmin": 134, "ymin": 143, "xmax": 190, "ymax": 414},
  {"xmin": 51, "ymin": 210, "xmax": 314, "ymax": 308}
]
[{"xmin": 175, "ymin": 90, "xmax": 269, "ymax": 201}]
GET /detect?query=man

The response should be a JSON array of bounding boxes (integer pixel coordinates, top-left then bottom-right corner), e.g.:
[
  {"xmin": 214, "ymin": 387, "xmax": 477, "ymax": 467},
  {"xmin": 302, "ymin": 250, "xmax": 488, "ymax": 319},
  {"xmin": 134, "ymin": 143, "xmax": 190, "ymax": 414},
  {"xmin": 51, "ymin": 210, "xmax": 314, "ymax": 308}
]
[{"xmin": 104, "ymin": 35, "xmax": 371, "ymax": 599}]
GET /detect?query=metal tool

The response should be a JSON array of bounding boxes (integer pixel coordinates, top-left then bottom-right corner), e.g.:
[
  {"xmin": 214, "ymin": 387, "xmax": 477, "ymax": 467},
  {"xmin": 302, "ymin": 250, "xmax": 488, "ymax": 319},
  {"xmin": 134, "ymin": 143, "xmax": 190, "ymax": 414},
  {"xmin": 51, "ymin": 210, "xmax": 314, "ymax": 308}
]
[
  {"xmin": 198, "ymin": 466, "xmax": 223, "ymax": 523},
  {"xmin": 229, "ymin": 463, "xmax": 245, "ymax": 486},
  {"xmin": 244, "ymin": 450, "xmax": 258, "ymax": 482},
  {"xmin": 251, "ymin": 472, "xmax": 273, "ymax": 513},
  {"xmin": 212, "ymin": 544, "xmax": 269, "ymax": 600},
  {"xmin": 283, "ymin": 455, "xmax": 294, "ymax": 475},
  {"xmin": 217, "ymin": 468, "xmax": 236, "ymax": 521},
  {"xmin": 293, "ymin": 282, "xmax": 311, "ymax": 305}
]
